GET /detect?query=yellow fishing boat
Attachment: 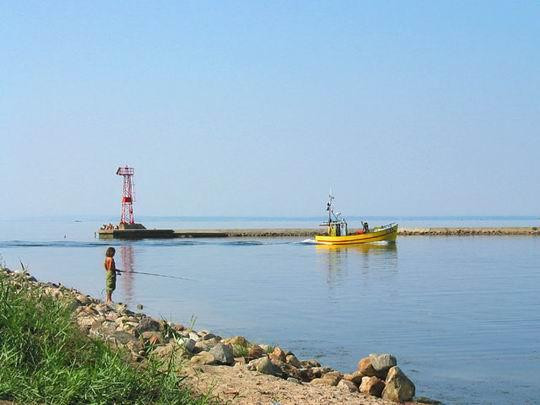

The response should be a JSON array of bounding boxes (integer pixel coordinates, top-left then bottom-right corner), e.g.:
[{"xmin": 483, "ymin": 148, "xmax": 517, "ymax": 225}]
[{"xmin": 315, "ymin": 195, "xmax": 398, "ymax": 245}]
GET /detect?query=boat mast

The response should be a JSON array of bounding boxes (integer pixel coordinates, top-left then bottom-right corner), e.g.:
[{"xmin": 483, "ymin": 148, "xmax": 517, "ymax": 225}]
[{"xmin": 327, "ymin": 193, "xmax": 334, "ymax": 224}]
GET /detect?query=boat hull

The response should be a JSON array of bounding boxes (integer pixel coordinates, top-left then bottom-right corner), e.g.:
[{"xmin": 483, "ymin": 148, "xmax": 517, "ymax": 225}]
[{"xmin": 315, "ymin": 224, "xmax": 398, "ymax": 245}]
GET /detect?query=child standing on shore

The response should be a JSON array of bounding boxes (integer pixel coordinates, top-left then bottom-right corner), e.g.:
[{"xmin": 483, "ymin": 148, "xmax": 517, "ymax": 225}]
[{"xmin": 104, "ymin": 247, "xmax": 118, "ymax": 305}]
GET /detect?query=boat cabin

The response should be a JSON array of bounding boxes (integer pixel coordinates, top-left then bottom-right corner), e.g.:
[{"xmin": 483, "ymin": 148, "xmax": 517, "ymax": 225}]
[
  {"xmin": 322, "ymin": 219, "xmax": 348, "ymax": 237},
  {"xmin": 320, "ymin": 194, "xmax": 350, "ymax": 236}
]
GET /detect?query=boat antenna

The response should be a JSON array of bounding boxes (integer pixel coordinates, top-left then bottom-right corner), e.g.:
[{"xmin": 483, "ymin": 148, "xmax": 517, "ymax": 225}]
[{"xmin": 327, "ymin": 191, "xmax": 335, "ymax": 223}]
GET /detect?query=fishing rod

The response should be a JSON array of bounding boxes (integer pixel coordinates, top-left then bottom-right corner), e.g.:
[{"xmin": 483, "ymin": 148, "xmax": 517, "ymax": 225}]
[{"xmin": 115, "ymin": 269, "xmax": 194, "ymax": 281}]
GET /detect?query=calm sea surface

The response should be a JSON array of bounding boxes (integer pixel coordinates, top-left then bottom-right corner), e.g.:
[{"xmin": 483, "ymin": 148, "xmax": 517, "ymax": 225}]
[{"xmin": 1, "ymin": 216, "xmax": 539, "ymax": 404}]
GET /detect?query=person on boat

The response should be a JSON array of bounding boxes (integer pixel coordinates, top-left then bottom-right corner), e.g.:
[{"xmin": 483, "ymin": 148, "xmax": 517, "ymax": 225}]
[
  {"xmin": 363, "ymin": 222, "xmax": 369, "ymax": 233},
  {"xmin": 104, "ymin": 247, "xmax": 119, "ymax": 305}
]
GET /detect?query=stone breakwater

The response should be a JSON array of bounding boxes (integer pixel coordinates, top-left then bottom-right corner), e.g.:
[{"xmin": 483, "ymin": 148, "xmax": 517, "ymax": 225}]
[
  {"xmin": 99, "ymin": 227, "xmax": 540, "ymax": 239},
  {"xmin": 398, "ymin": 227, "xmax": 540, "ymax": 236},
  {"xmin": 225, "ymin": 227, "xmax": 540, "ymax": 237},
  {"xmin": 1, "ymin": 268, "xmax": 436, "ymax": 405}
]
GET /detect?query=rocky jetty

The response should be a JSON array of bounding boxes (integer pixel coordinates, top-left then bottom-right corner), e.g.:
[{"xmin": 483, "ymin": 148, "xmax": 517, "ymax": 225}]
[
  {"xmin": 398, "ymin": 226, "xmax": 540, "ymax": 236},
  {"xmin": 1, "ymin": 268, "xmax": 436, "ymax": 404},
  {"xmin": 100, "ymin": 226, "xmax": 540, "ymax": 240}
]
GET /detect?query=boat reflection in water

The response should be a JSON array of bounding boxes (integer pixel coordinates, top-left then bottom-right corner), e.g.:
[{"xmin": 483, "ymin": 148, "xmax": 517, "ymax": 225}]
[
  {"xmin": 316, "ymin": 241, "xmax": 398, "ymax": 255},
  {"xmin": 315, "ymin": 242, "xmax": 398, "ymax": 288}
]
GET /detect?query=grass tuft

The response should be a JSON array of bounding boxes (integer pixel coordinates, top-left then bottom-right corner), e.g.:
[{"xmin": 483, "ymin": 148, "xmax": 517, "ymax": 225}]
[
  {"xmin": 232, "ymin": 344, "xmax": 249, "ymax": 358},
  {"xmin": 0, "ymin": 272, "xmax": 213, "ymax": 404}
]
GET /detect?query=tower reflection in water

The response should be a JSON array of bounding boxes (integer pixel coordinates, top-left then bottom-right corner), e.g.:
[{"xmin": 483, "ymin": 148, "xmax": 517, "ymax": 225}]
[
  {"xmin": 315, "ymin": 242, "xmax": 398, "ymax": 287},
  {"xmin": 119, "ymin": 245, "xmax": 135, "ymax": 307}
]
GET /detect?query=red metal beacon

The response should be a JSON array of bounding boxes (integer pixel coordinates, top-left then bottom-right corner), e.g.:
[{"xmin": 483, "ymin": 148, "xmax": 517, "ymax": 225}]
[{"xmin": 115, "ymin": 166, "xmax": 145, "ymax": 230}]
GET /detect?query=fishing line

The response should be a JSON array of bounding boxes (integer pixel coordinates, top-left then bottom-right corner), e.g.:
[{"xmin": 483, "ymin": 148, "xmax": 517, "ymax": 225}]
[{"xmin": 115, "ymin": 269, "xmax": 194, "ymax": 281}]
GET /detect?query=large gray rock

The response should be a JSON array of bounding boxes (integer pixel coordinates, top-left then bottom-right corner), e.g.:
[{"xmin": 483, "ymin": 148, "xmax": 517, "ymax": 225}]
[
  {"xmin": 382, "ymin": 366, "xmax": 415, "ymax": 402},
  {"xmin": 178, "ymin": 338, "xmax": 196, "ymax": 353},
  {"xmin": 209, "ymin": 343, "xmax": 234, "ymax": 365},
  {"xmin": 254, "ymin": 357, "xmax": 284, "ymax": 377},
  {"xmin": 370, "ymin": 353, "xmax": 397, "ymax": 378}
]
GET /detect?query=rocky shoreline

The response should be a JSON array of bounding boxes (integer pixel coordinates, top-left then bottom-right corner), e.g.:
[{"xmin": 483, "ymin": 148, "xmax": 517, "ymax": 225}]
[{"xmin": 1, "ymin": 268, "xmax": 437, "ymax": 404}]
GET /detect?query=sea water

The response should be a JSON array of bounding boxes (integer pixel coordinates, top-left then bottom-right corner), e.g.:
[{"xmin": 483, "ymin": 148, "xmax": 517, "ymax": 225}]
[{"xmin": 0, "ymin": 216, "xmax": 539, "ymax": 404}]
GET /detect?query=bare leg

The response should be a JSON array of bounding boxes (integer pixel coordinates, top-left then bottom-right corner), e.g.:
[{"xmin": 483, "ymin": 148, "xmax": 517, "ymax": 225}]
[{"xmin": 106, "ymin": 291, "xmax": 112, "ymax": 304}]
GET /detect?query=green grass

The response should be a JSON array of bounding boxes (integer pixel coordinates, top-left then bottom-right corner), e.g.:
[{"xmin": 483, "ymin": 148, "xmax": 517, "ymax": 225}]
[
  {"xmin": 232, "ymin": 344, "xmax": 249, "ymax": 358},
  {"xmin": 264, "ymin": 345, "xmax": 276, "ymax": 354},
  {"xmin": 0, "ymin": 272, "xmax": 214, "ymax": 405}
]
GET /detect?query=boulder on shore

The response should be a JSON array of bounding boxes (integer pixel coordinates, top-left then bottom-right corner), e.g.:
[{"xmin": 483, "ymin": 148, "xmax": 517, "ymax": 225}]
[
  {"xmin": 359, "ymin": 376, "xmax": 385, "ymax": 397},
  {"xmin": 359, "ymin": 353, "xmax": 397, "ymax": 379},
  {"xmin": 270, "ymin": 346, "xmax": 287, "ymax": 362},
  {"xmin": 343, "ymin": 370, "xmax": 364, "ymax": 385},
  {"xmin": 223, "ymin": 335, "xmax": 250, "ymax": 347},
  {"xmin": 357, "ymin": 357, "xmax": 377, "ymax": 376},
  {"xmin": 337, "ymin": 379, "xmax": 358, "ymax": 393},
  {"xmin": 251, "ymin": 357, "xmax": 283, "ymax": 377},
  {"xmin": 189, "ymin": 351, "xmax": 217, "ymax": 366},
  {"xmin": 285, "ymin": 354, "xmax": 302, "ymax": 368},
  {"xmin": 209, "ymin": 343, "xmax": 234, "ymax": 365},
  {"xmin": 247, "ymin": 345, "xmax": 266, "ymax": 360},
  {"xmin": 178, "ymin": 338, "xmax": 196, "ymax": 353},
  {"xmin": 311, "ymin": 371, "xmax": 343, "ymax": 387},
  {"xmin": 382, "ymin": 366, "xmax": 415, "ymax": 402},
  {"xmin": 370, "ymin": 353, "xmax": 397, "ymax": 378},
  {"xmin": 134, "ymin": 317, "xmax": 161, "ymax": 336}
]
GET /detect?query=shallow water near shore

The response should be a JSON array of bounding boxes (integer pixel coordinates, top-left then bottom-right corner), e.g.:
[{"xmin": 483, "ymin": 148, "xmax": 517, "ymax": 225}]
[{"xmin": 1, "ymin": 217, "xmax": 540, "ymax": 404}]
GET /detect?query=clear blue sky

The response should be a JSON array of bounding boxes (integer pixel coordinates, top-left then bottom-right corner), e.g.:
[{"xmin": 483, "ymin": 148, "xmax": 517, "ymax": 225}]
[{"xmin": 1, "ymin": 1, "xmax": 539, "ymax": 218}]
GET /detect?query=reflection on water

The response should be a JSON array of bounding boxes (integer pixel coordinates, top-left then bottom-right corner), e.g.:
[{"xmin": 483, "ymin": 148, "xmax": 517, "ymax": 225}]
[
  {"xmin": 315, "ymin": 242, "xmax": 398, "ymax": 287},
  {"xmin": 119, "ymin": 245, "xmax": 135, "ymax": 307},
  {"xmin": 315, "ymin": 241, "xmax": 398, "ymax": 255}
]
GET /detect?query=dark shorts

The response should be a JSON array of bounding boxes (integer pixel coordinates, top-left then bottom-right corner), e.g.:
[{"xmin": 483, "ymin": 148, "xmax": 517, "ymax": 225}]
[{"xmin": 106, "ymin": 271, "xmax": 116, "ymax": 293}]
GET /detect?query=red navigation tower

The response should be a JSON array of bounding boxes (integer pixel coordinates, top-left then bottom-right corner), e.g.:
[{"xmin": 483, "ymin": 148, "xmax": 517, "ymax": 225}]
[{"xmin": 116, "ymin": 166, "xmax": 135, "ymax": 225}]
